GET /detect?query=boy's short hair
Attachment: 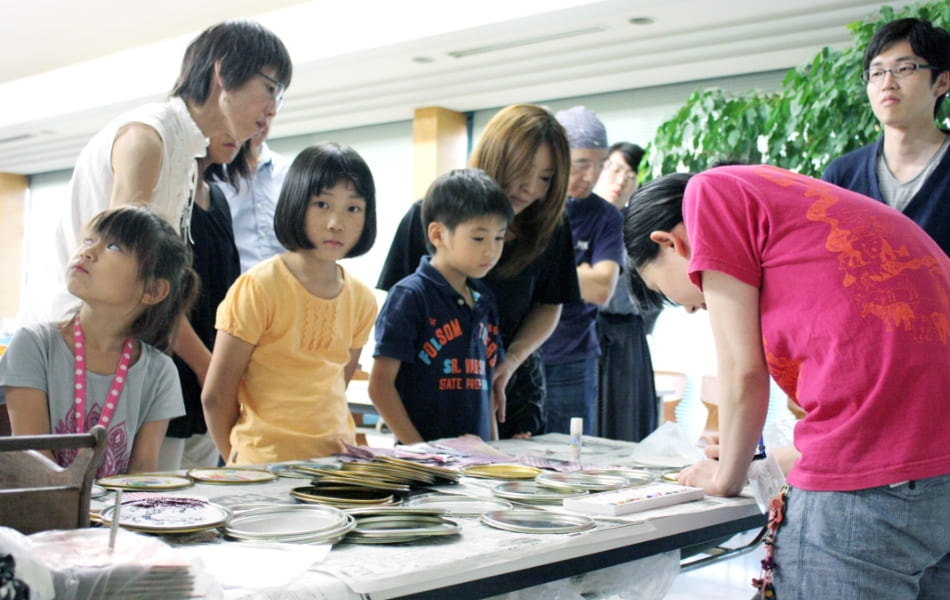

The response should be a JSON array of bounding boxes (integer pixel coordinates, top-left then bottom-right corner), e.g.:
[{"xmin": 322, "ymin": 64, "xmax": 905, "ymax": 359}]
[
  {"xmin": 864, "ymin": 18, "xmax": 950, "ymax": 115},
  {"xmin": 171, "ymin": 20, "xmax": 292, "ymax": 105},
  {"xmin": 622, "ymin": 172, "xmax": 695, "ymax": 312},
  {"xmin": 274, "ymin": 142, "xmax": 377, "ymax": 258},
  {"xmin": 420, "ymin": 168, "xmax": 515, "ymax": 254}
]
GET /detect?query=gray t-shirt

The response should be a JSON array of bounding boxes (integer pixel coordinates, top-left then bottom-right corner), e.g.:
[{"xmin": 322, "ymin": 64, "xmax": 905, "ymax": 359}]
[
  {"xmin": 877, "ymin": 135, "xmax": 950, "ymax": 212},
  {"xmin": 0, "ymin": 322, "xmax": 184, "ymax": 476}
]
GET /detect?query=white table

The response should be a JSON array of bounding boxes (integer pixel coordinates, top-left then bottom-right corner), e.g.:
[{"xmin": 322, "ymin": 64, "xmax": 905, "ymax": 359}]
[{"xmin": 115, "ymin": 434, "xmax": 765, "ymax": 599}]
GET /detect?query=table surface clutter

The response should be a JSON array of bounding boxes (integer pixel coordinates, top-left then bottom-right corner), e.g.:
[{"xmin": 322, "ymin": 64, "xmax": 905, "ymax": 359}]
[{"xmin": 31, "ymin": 434, "xmax": 766, "ymax": 599}]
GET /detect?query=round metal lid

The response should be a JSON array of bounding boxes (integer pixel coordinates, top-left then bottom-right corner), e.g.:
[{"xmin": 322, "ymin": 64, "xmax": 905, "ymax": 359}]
[{"xmin": 480, "ymin": 509, "xmax": 596, "ymax": 534}]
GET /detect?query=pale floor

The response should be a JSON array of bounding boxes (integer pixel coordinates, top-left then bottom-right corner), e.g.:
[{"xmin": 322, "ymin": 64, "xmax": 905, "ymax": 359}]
[{"xmin": 665, "ymin": 532, "xmax": 764, "ymax": 600}]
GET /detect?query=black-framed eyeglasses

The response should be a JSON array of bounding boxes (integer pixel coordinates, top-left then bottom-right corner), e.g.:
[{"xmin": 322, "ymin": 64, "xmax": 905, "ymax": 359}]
[
  {"xmin": 861, "ymin": 62, "xmax": 935, "ymax": 84},
  {"xmin": 257, "ymin": 71, "xmax": 286, "ymax": 112}
]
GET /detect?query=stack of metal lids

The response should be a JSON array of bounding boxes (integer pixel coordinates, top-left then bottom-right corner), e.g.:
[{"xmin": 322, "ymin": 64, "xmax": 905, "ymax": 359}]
[
  {"xmin": 342, "ymin": 507, "xmax": 461, "ymax": 544},
  {"xmin": 297, "ymin": 466, "xmax": 412, "ymax": 492},
  {"xmin": 480, "ymin": 509, "xmax": 596, "ymax": 534},
  {"xmin": 372, "ymin": 455, "xmax": 461, "ymax": 483},
  {"xmin": 290, "ymin": 485, "xmax": 401, "ymax": 508},
  {"xmin": 266, "ymin": 460, "xmax": 342, "ymax": 479},
  {"xmin": 223, "ymin": 504, "xmax": 355, "ymax": 543},
  {"xmin": 289, "ymin": 456, "xmax": 462, "ymax": 508}
]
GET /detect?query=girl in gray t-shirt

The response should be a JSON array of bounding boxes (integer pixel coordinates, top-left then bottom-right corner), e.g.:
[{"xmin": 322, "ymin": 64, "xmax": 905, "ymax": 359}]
[{"xmin": 0, "ymin": 207, "xmax": 197, "ymax": 476}]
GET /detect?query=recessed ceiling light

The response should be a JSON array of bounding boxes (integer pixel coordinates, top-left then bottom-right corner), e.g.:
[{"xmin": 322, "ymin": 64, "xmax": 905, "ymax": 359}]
[{"xmin": 628, "ymin": 17, "xmax": 654, "ymax": 25}]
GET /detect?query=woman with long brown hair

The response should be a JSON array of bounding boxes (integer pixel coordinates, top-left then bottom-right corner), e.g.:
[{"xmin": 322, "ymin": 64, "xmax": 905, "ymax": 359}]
[{"xmin": 377, "ymin": 104, "xmax": 579, "ymax": 438}]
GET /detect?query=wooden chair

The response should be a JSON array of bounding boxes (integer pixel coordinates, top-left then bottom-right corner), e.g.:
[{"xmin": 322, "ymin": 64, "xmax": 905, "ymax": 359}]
[
  {"xmin": 653, "ymin": 370, "xmax": 688, "ymax": 424},
  {"xmin": 0, "ymin": 426, "xmax": 107, "ymax": 534},
  {"xmin": 0, "ymin": 403, "xmax": 10, "ymax": 436}
]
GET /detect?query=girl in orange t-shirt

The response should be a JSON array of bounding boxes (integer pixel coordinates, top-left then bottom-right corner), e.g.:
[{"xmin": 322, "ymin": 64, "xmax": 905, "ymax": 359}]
[{"xmin": 201, "ymin": 143, "xmax": 378, "ymax": 464}]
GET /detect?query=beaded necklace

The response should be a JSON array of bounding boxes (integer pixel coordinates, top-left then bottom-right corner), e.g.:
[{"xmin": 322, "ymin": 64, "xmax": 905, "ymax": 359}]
[{"xmin": 72, "ymin": 317, "xmax": 135, "ymax": 433}]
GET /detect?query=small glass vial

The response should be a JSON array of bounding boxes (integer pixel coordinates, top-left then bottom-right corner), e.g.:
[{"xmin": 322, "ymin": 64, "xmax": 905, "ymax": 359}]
[{"xmin": 570, "ymin": 417, "xmax": 583, "ymax": 461}]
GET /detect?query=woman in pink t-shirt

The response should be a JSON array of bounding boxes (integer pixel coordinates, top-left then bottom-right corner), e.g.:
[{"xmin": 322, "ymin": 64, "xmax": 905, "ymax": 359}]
[{"xmin": 623, "ymin": 164, "xmax": 950, "ymax": 599}]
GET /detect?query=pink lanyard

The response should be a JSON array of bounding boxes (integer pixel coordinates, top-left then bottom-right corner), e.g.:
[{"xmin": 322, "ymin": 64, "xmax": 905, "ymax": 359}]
[{"xmin": 72, "ymin": 317, "xmax": 135, "ymax": 433}]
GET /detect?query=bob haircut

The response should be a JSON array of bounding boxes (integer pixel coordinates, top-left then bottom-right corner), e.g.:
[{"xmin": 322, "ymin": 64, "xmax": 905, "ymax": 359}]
[
  {"xmin": 421, "ymin": 168, "xmax": 515, "ymax": 254},
  {"xmin": 864, "ymin": 18, "xmax": 950, "ymax": 116},
  {"xmin": 274, "ymin": 142, "xmax": 377, "ymax": 258},
  {"xmin": 81, "ymin": 206, "xmax": 199, "ymax": 353},
  {"xmin": 470, "ymin": 104, "xmax": 571, "ymax": 279},
  {"xmin": 607, "ymin": 141, "xmax": 646, "ymax": 172},
  {"xmin": 171, "ymin": 20, "xmax": 292, "ymax": 106},
  {"xmin": 622, "ymin": 172, "xmax": 695, "ymax": 312}
]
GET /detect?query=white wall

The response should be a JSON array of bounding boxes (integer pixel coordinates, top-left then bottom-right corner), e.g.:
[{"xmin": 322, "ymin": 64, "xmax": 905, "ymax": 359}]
[
  {"xmin": 19, "ymin": 69, "xmax": 787, "ymax": 382},
  {"xmin": 267, "ymin": 119, "xmax": 416, "ymax": 330}
]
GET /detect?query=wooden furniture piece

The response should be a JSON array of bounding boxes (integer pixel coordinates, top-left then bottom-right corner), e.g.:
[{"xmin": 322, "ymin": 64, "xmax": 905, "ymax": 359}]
[
  {"xmin": 0, "ymin": 426, "xmax": 107, "ymax": 534},
  {"xmin": 0, "ymin": 403, "xmax": 10, "ymax": 436},
  {"xmin": 653, "ymin": 370, "xmax": 688, "ymax": 424}
]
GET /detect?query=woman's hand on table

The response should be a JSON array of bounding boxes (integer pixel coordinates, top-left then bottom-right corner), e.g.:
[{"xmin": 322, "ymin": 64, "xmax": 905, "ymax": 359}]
[{"xmin": 677, "ymin": 459, "xmax": 730, "ymax": 496}]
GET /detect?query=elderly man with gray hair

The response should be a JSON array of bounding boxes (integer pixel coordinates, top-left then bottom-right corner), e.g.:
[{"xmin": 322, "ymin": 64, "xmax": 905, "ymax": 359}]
[{"xmin": 539, "ymin": 106, "xmax": 623, "ymax": 436}]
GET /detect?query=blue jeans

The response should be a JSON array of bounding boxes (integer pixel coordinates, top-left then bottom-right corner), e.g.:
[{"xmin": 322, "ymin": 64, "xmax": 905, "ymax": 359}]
[
  {"xmin": 774, "ymin": 473, "xmax": 950, "ymax": 599},
  {"xmin": 543, "ymin": 357, "xmax": 597, "ymax": 435}
]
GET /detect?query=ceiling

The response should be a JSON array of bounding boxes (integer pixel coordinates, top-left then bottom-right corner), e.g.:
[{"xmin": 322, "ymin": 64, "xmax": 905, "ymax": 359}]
[{"xmin": 0, "ymin": 0, "xmax": 911, "ymax": 175}]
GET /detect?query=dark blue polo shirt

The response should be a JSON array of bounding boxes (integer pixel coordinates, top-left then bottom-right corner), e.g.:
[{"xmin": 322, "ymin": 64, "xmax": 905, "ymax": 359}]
[
  {"xmin": 540, "ymin": 193, "xmax": 624, "ymax": 365},
  {"xmin": 373, "ymin": 256, "xmax": 504, "ymax": 441}
]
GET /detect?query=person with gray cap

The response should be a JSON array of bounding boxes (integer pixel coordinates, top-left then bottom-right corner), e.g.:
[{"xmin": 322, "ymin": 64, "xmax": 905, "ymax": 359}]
[{"xmin": 539, "ymin": 106, "xmax": 623, "ymax": 435}]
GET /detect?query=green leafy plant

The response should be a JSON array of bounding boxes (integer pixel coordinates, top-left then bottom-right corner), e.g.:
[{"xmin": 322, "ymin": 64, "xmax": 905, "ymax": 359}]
[{"xmin": 644, "ymin": 1, "xmax": 950, "ymax": 180}]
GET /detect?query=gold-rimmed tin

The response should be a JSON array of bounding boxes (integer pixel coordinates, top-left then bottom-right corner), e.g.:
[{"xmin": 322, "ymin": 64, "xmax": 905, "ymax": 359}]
[
  {"xmin": 187, "ymin": 468, "xmax": 277, "ymax": 484},
  {"xmin": 291, "ymin": 485, "xmax": 396, "ymax": 506},
  {"xmin": 461, "ymin": 464, "xmax": 542, "ymax": 480},
  {"xmin": 96, "ymin": 474, "xmax": 193, "ymax": 491}
]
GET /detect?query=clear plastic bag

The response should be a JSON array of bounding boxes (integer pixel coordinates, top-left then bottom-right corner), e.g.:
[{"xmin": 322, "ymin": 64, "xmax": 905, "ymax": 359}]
[
  {"xmin": 0, "ymin": 527, "xmax": 220, "ymax": 600},
  {"xmin": 0, "ymin": 527, "xmax": 54, "ymax": 600}
]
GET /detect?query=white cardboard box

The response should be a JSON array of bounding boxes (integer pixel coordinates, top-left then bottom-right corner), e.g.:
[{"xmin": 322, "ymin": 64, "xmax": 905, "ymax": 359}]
[{"xmin": 563, "ymin": 483, "xmax": 705, "ymax": 516}]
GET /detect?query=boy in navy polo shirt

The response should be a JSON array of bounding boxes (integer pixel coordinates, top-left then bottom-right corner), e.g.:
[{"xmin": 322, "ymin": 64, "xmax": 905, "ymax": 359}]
[{"xmin": 369, "ymin": 169, "xmax": 514, "ymax": 443}]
